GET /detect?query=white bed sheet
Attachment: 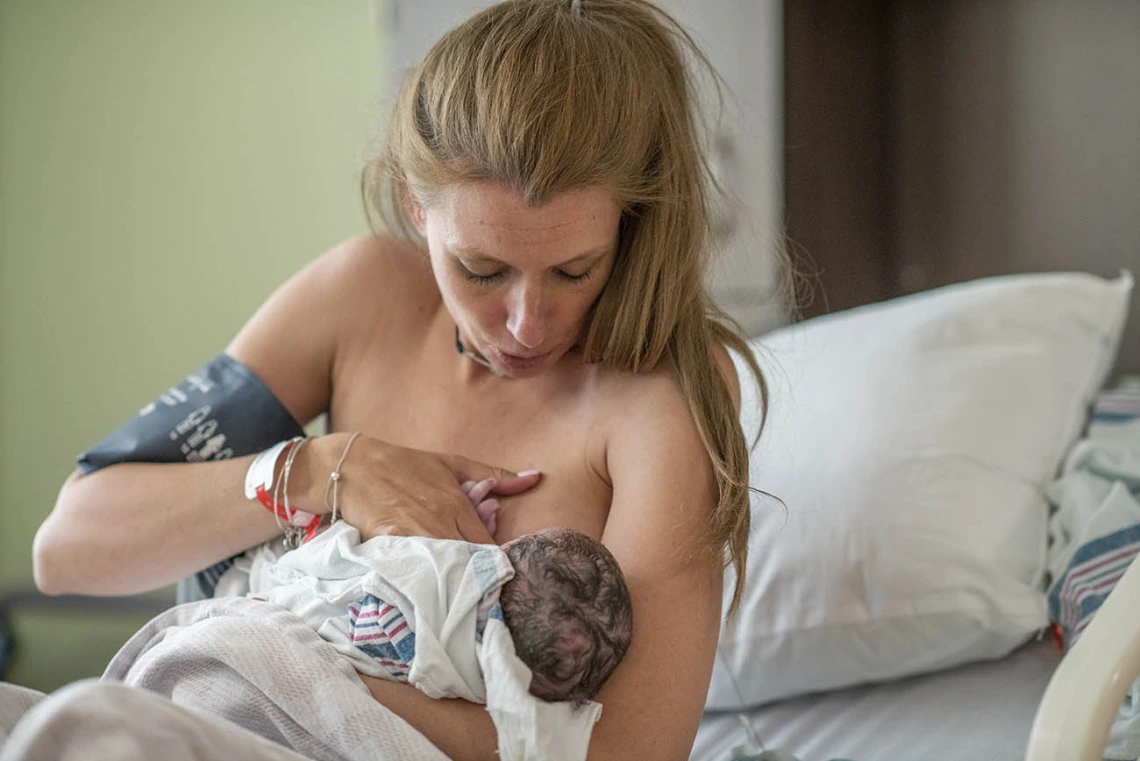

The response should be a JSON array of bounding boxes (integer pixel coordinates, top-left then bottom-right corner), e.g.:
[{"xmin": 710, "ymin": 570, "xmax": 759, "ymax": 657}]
[{"xmin": 692, "ymin": 639, "xmax": 1062, "ymax": 761}]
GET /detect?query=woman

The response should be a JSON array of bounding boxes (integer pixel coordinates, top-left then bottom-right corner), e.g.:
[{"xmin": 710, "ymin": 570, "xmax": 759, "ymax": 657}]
[{"xmin": 32, "ymin": 0, "xmax": 766, "ymax": 758}]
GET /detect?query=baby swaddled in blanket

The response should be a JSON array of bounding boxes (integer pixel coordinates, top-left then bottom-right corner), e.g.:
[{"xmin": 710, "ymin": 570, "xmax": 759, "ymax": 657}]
[
  {"xmin": 249, "ymin": 522, "xmax": 632, "ymax": 702},
  {"xmin": 242, "ymin": 492, "xmax": 632, "ymax": 760}
]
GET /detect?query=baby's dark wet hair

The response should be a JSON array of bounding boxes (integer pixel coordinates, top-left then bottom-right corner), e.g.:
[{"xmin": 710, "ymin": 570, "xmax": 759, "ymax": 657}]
[{"xmin": 500, "ymin": 528, "xmax": 633, "ymax": 702}]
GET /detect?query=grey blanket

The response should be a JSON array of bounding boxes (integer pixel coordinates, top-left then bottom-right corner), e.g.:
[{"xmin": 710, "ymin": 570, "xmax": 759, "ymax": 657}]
[{"xmin": 0, "ymin": 597, "xmax": 450, "ymax": 761}]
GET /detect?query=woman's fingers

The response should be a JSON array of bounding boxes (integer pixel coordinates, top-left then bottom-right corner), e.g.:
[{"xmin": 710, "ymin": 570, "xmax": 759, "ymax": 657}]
[{"xmin": 442, "ymin": 455, "xmax": 542, "ymax": 496}]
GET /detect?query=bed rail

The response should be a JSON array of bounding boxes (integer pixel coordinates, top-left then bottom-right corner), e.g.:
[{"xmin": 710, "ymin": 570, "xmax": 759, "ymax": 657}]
[{"xmin": 1026, "ymin": 553, "xmax": 1140, "ymax": 761}]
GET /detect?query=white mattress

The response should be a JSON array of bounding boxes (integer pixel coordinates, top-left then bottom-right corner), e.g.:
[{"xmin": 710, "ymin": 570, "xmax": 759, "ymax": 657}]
[{"xmin": 691, "ymin": 639, "xmax": 1062, "ymax": 761}]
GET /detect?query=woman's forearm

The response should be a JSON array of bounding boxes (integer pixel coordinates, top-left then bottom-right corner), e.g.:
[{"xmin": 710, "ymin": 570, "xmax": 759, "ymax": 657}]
[
  {"xmin": 33, "ymin": 435, "xmax": 341, "ymax": 596},
  {"xmin": 34, "ymin": 457, "xmax": 278, "ymax": 596},
  {"xmin": 359, "ymin": 675, "xmax": 498, "ymax": 761}
]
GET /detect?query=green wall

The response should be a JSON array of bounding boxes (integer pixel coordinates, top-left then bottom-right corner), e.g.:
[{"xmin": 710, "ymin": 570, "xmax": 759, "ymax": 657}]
[{"xmin": 0, "ymin": 0, "xmax": 384, "ymax": 689}]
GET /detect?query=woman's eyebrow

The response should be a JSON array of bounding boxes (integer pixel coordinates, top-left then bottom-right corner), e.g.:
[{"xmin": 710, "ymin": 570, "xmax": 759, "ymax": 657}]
[{"xmin": 452, "ymin": 246, "xmax": 611, "ymax": 267}]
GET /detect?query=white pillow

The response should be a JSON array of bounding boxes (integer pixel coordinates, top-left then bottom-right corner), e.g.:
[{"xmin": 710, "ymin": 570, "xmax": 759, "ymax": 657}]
[{"xmin": 707, "ymin": 271, "xmax": 1134, "ymax": 709}]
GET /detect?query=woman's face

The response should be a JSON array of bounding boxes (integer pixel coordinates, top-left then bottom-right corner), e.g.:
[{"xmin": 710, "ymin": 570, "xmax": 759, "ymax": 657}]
[{"xmin": 411, "ymin": 182, "xmax": 622, "ymax": 379}]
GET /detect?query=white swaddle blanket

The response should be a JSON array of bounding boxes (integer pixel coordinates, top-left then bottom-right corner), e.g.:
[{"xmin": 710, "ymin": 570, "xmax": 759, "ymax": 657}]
[{"xmin": 248, "ymin": 522, "xmax": 602, "ymax": 761}]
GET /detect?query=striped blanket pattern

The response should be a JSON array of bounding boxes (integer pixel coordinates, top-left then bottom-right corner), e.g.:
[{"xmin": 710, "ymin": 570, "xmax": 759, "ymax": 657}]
[
  {"xmin": 1048, "ymin": 381, "xmax": 1140, "ymax": 643},
  {"xmin": 1045, "ymin": 379, "xmax": 1140, "ymax": 761},
  {"xmin": 346, "ymin": 595, "xmax": 415, "ymax": 680}
]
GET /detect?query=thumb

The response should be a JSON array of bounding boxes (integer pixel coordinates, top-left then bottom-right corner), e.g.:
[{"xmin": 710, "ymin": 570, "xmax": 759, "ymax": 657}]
[{"xmin": 441, "ymin": 455, "xmax": 542, "ymax": 495}]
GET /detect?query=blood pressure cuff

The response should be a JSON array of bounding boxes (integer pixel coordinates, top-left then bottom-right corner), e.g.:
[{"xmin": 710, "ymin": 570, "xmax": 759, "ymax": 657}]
[
  {"xmin": 77, "ymin": 354, "xmax": 306, "ymax": 598},
  {"xmin": 77, "ymin": 353, "xmax": 304, "ymax": 475}
]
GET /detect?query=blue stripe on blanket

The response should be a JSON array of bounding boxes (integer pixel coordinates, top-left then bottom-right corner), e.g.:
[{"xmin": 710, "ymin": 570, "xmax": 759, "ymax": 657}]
[{"xmin": 1092, "ymin": 411, "xmax": 1140, "ymax": 423}]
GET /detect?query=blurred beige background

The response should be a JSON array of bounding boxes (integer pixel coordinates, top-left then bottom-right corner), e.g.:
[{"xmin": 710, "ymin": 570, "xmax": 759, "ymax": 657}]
[{"xmin": 0, "ymin": 1, "xmax": 382, "ymax": 689}]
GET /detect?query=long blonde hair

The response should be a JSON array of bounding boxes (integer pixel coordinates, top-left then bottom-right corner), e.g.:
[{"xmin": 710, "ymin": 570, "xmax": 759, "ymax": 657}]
[{"xmin": 362, "ymin": 0, "xmax": 770, "ymax": 614}]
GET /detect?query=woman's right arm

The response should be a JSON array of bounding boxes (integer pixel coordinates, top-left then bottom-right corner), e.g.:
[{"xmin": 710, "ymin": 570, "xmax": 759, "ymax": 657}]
[{"xmin": 33, "ymin": 234, "xmax": 354, "ymax": 597}]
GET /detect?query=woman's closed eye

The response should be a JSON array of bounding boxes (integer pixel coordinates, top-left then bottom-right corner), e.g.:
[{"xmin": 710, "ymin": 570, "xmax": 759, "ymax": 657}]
[
  {"xmin": 462, "ymin": 266, "xmax": 593, "ymax": 285},
  {"xmin": 554, "ymin": 268, "xmax": 593, "ymax": 284},
  {"xmin": 464, "ymin": 267, "xmax": 506, "ymax": 284}
]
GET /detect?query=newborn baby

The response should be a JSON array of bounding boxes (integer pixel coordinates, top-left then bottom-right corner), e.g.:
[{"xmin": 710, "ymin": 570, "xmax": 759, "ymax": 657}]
[{"xmin": 247, "ymin": 516, "xmax": 633, "ymax": 704}]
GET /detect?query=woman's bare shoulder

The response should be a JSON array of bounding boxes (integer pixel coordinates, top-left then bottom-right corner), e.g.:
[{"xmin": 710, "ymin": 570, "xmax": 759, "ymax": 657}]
[
  {"xmin": 585, "ymin": 338, "xmax": 741, "ymax": 489},
  {"xmin": 588, "ymin": 361, "xmax": 700, "ymax": 486},
  {"xmin": 594, "ymin": 337, "xmax": 740, "ymax": 419},
  {"xmin": 315, "ymin": 233, "xmax": 438, "ymax": 316},
  {"xmin": 225, "ymin": 234, "xmax": 437, "ymax": 423}
]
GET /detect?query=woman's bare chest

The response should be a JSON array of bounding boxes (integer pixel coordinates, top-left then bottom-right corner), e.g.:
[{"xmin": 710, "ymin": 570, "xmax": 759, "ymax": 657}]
[{"xmin": 329, "ymin": 360, "xmax": 613, "ymax": 542}]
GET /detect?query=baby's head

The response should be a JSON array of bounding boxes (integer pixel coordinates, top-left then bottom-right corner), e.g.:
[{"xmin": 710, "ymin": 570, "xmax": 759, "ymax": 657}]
[{"xmin": 500, "ymin": 528, "xmax": 633, "ymax": 703}]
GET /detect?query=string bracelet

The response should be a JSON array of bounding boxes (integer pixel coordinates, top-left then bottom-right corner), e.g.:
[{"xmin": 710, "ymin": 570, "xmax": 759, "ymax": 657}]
[
  {"xmin": 277, "ymin": 437, "xmax": 309, "ymax": 549},
  {"xmin": 324, "ymin": 431, "xmax": 362, "ymax": 526},
  {"xmin": 268, "ymin": 443, "xmax": 290, "ymax": 535}
]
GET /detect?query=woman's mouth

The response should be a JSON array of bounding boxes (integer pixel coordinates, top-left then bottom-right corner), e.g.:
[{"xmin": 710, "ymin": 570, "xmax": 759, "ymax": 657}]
[{"xmin": 491, "ymin": 347, "xmax": 553, "ymax": 372}]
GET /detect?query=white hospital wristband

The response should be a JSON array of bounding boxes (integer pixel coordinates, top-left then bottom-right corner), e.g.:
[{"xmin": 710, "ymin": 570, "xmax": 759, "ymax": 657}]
[{"xmin": 243, "ymin": 438, "xmax": 299, "ymax": 500}]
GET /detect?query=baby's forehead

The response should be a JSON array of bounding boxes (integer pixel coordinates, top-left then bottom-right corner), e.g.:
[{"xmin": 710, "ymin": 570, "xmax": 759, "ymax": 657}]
[
  {"xmin": 529, "ymin": 526, "xmax": 580, "ymax": 541},
  {"xmin": 503, "ymin": 526, "xmax": 578, "ymax": 555},
  {"xmin": 513, "ymin": 528, "xmax": 598, "ymax": 556}
]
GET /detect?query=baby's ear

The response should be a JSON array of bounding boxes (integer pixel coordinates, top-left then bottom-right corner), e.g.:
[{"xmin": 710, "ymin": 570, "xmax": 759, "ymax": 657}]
[{"xmin": 527, "ymin": 670, "xmax": 563, "ymax": 703}]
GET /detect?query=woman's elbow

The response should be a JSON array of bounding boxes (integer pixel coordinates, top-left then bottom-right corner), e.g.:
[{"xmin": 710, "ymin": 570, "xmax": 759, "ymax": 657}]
[
  {"xmin": 33, "ymin": 517, "xmax": 68, "ymax": 596},
  {"xmin": 33, "ymin": 472, "xmax": 84, "ymax": 596}
]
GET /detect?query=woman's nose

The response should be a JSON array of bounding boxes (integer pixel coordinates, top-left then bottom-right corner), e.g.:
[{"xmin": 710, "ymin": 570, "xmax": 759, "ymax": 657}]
[{"xmin": 505, "ymin": 284, "xmax": 546, "ymax": 349}]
